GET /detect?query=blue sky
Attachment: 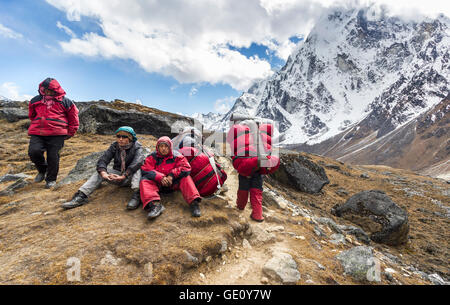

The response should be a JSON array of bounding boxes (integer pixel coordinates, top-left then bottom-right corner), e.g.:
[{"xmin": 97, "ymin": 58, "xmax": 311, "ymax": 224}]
[
  {"xmin": 0, "ymin": 0, "xmax": 309, "ymax": 116},
  {"xmin": 1, "ymin": 0, "xmax": 447, "ymax": 116}
]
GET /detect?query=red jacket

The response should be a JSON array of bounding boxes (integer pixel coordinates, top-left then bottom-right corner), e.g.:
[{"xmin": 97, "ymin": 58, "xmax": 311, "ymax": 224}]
[
  {"xmin": 28, "ymin": 78, "xmax": 79, "ymax": 137},
  {"xmin": 141, "ymin": 136, "xmax": 191, "ymax": 183}
]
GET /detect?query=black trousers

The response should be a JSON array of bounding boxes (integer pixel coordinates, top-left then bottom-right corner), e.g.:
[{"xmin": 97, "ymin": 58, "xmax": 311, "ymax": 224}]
[
  {"xmin": 28, "ymin": 135, "xmax": 65, "ymax": 182},
  {"xmin": 238, "ymin": 173, "xmax": 263, "ymax": 191}
]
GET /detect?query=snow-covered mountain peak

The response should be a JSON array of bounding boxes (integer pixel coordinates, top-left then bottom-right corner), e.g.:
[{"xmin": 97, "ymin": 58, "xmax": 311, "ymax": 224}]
[{"xmin": 195, "ymin": 6, "xmax": 449, "ymax": 147}]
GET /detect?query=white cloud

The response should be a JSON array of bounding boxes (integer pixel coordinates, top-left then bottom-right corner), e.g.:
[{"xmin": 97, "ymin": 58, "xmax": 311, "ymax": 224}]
[
  {"xmin": 0, "ymin": 82, "xmax": 33, "ymax": 101},
  {"xmin": 0, "ymin": 23, "xmax": 23, "ymax": 40},
  {"xmin": 189, "ymin": 87, "xmax": 198, "ymax": 97},
  {"xmin": 45, "ymin": 0, "xmax": 329, "ymax": 90},
  {"xmin": 45, "ymin": 0, "xmax": 450, "ymax": 90},
  {"xmin": 56, "ymin": 21, "xmax": 76, "ymax": 38},
  {"xmin": 214, "ymin": 96, "xmax": 237, "ymax": 113}
]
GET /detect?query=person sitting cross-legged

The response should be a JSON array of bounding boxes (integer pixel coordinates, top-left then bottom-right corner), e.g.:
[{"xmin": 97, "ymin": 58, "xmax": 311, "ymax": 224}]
[
  {"xmin": 61, "ymin": 126, "xmax": 145, "ymax": 210},
  {"xmin": 140, "ymin": 136, "xmax": 202, "ymax": 220}
]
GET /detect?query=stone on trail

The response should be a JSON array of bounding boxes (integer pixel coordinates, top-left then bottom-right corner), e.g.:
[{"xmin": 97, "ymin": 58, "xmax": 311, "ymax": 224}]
[{"xmin": 263, "ymin": 252, "xmax": 301, "ymax": 284}]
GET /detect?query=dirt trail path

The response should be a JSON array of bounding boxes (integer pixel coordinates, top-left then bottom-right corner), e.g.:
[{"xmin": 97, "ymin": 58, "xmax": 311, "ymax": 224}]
[{"xmin": 188, "ymin": 156, "xmax": 294, "ymax": 285}]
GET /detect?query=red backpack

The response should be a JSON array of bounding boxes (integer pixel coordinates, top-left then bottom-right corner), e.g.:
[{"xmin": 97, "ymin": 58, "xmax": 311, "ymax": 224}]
[
  {"xmin": 227, "ymin": 122, "xmax": 280, "ymax": 176},
  {"xmin": 178, "ymin": 146, "xmax": 227, "ymax": 197}
]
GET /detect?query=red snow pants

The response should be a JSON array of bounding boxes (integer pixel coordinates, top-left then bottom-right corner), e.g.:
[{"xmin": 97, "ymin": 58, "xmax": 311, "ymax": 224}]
[
  {"xmin": 140, "ymin": 175, "xmax": 200, "ymax": 209},
  {"xmin": 236, "ymin": 173, "xmax": 263, "ymax": 221}
]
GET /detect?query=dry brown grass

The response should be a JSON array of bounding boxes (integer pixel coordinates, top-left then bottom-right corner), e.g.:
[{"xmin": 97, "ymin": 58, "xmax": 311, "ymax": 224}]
[{"xmin": 0, "ymin": 119, "xmax": 448, "ymax": 285}]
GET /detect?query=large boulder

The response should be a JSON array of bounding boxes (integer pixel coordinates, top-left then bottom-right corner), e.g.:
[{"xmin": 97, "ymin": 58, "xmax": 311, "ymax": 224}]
[
  {"xmin": 76, "ymin": 100, "xmax": 194, "ymax": 138},
  {"xmin": 331, "ymin": 190, "xmax": 409, "ymax": 246},
  {"xmin": 269, "ymin": 152, "xmax": 329, "ymax": 194}
]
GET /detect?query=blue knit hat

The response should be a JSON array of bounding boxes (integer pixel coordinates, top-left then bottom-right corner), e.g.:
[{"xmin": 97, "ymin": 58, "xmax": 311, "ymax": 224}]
[{"xmin": 115, "ymin": 126, "xmax": 137, "ymax": 142}]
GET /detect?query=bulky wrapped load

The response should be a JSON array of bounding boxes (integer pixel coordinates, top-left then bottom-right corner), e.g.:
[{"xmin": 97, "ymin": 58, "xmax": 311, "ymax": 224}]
[
  {"xmin": 227, "ymin": 121, "xmax": 280, "ymax": 177},
  {"xmin": 178, "ymin": 146, "xmax": 227, "ymax": 197}
]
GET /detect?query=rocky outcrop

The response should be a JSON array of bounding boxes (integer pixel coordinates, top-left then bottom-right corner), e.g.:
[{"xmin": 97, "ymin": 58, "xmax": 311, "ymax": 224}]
[
  {"xmin": 0, "ymin": 99, "xmax": 195, "ymax": 139},
  {"xmin": 269, "ymin": 152, "xmax": 329, "ymax": 194},
  {"xmin": 332, "ymin": 190, "xmax": 409, "ymax": 246},
  {"xmin": 0, "ymin": 101, "xmax": 28, "ymax": 122},
  {"xmin": 76, "ymin": 100, "xmax": 194, "ymax": 138}
]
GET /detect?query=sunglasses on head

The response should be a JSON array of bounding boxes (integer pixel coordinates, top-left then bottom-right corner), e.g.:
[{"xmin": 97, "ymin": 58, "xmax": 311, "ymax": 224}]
[{"xmin": 116, "ymin": 135, "xmax": 130, "ymax": 139}]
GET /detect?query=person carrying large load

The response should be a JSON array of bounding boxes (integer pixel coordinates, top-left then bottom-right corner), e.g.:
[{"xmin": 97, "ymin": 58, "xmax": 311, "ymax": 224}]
[
  {"xmin": 226, "ymin": 114, "xmax": 280, "ymax": 222},
  {"xmin": 172, "ymin": 127, "xmax": 227, "ymax": 197}
]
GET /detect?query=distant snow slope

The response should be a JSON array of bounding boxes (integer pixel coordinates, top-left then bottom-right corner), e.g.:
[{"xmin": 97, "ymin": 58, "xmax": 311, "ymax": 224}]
[
  {"xmin": 0, "ymin": 95, "xmax": 11, "ymax": 102},
  {"xmin": 194, "ymin": 6, "xmax": 449, "ymax": 148}
]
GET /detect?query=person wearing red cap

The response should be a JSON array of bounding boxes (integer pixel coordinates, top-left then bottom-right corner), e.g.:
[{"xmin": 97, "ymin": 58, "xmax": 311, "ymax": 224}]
[
  {"xmin": 140, "ymin": 136, "xmax": 202, "ymax": 219},
  {"xmin": 28, "ymin": 78, "xmax": 79, "ymax": 189}
]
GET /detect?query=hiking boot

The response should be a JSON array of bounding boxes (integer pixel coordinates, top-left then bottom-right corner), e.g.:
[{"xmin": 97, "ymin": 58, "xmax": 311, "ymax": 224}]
[
  {"xmin": 127, "ymin": 191, "xmax": 141, "ymax": 210},
  {"xmin": 45, "ymin": 181, "xmax": 56, "ymax": 189},
  {"xmin": 190, "ymin": 199, "xmax": 201, "ymax": 217},
  {"xmin": 61, "ymin": 191, "xmax": 88, "ymax": 209},
  {"xmin": 34, "ymin": 172, "xmax": 45, "ymax": 183},
  {"xmin": 250, "ymin": 214, "xmax": 264, "ymax": 223},
  {"xmin": 147, "ymin": 202, "xmax": 165, "ymax": 220}
]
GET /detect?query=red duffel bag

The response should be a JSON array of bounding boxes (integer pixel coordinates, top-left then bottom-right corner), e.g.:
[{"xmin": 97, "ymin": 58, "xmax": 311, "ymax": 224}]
[
  {"xmin": 227, "ymin": 122, "xmax": 280, "ymax": 176},
  {"xmin": 226, "ymin": 124, "xmax": 254, "ymax": 156},
  {"xmin": 178, "ymin": 146, "xmax": 227, "ymax": 197}
]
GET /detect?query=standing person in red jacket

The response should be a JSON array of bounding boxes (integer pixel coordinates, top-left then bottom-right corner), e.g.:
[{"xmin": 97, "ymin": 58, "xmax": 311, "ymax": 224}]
[
  {"xmin": 28, "ymin": 78, "xmax": 79, "ymax": 189},
  {"xmin": 140, "ymin": 136, "xmax": 202, "ymax": 220}
]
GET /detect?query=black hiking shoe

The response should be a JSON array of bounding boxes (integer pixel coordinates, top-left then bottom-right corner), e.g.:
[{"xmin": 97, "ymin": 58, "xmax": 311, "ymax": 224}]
[
  {"xmin": 190, "ymin": 199, "xmax": 201, "ymax": 217},
  {"xmin": 147, "ymin": 202, "xmax": 165, "ymax": 220},
  {"xmin": 34, "ymin": 172, "xmax": 45, "ymax": 183},
  {"xmin": 61, "ymin": 191, "xmax": 88, "ymax": 209},
  {"xmin": 127, "ymin": 191, "xmax": 141, "ymax": 210},
  {"xmin": 45, "ymin": 181, "xmax": 56, "ymax": 189}
]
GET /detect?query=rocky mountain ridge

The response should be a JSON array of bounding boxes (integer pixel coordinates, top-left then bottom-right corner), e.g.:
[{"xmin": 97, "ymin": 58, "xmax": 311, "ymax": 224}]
[
  {"xmin": 288, "ymin": 94, "xmax": 449, "ymax": 179},
  {"xmin": 194, "ymin": 6, "xmax": 449, "ymax": 178},
  {"xmin": 202, "ymin": 7, "xmax": 449, "ymax": 145}
]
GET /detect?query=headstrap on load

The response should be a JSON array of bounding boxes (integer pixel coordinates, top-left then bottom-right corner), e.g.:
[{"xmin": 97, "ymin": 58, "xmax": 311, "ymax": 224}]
[{"xmin": 199, "ymin": 144, "xmax": 223, "ymax": 195}]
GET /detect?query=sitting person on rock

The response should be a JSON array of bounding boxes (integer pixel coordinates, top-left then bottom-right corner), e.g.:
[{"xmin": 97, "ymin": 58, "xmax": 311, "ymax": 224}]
[
  {"xmin": 140, "ymin": 136, "xmax": 202, "ymax": 220},
  {"xmin": 62, "ymin": 126, "xmax": 145, "ymax": 210}
]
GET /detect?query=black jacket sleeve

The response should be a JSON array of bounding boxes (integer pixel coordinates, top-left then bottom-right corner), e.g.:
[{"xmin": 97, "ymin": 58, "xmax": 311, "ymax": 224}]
[
  {"xmin": 97, "ymin": 143, "xmax": 116, "ymax": 173},
  {"xmin": 125, "ymin": 142, "xmax": 145, "ymax": 177}
]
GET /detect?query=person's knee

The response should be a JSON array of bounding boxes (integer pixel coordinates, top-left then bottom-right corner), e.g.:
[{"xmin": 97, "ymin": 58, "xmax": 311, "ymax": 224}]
[{"xmin": 28, "ymin": 147, "xmax": 43, "ymax": 158}]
